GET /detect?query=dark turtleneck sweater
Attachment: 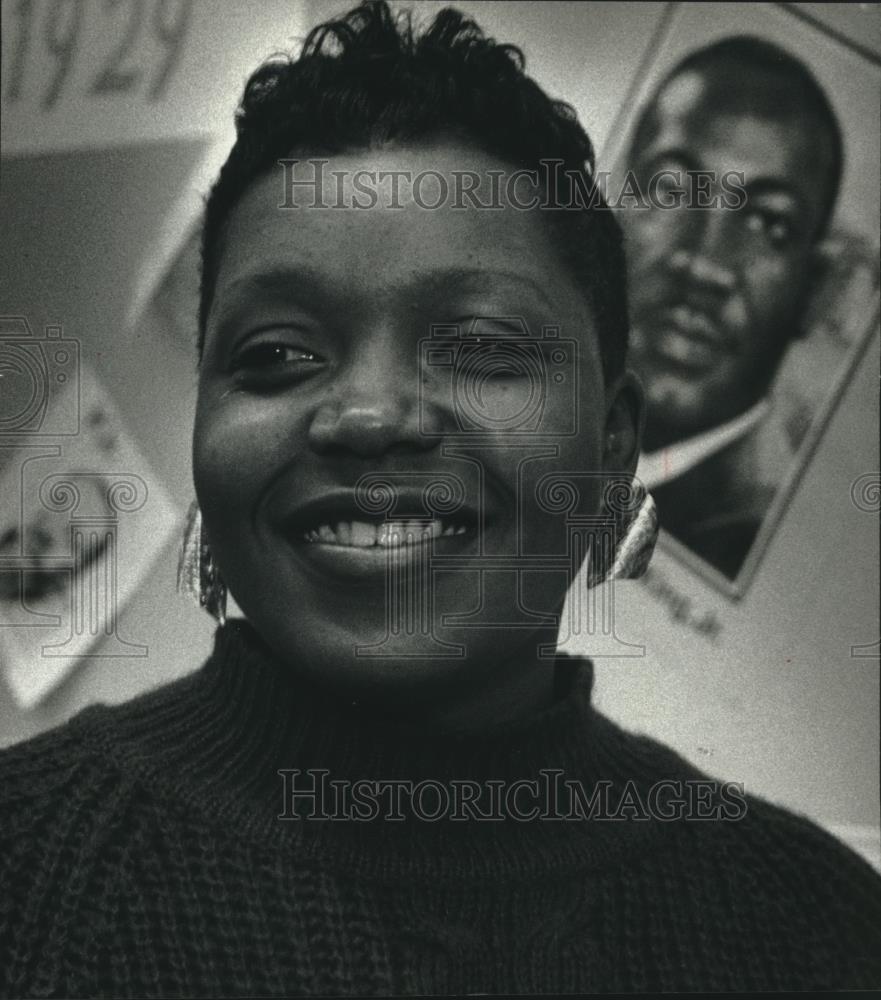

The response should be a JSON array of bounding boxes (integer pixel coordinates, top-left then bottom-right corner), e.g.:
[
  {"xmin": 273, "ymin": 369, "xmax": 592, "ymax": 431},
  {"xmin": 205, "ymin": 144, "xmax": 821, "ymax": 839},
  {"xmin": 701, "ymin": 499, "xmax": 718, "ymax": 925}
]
[{"xmin": 1, "ymin": 619, "xmax": 880, "ymax": 996}]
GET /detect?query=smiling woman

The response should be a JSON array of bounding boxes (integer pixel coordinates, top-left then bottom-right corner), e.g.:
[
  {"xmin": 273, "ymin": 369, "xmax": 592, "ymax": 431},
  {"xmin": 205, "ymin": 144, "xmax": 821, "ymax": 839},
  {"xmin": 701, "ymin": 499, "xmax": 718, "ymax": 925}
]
[
  {"xmin": 1, "ymin": 1, "xmax": 880, "ymax": 996},
  {"xmin": 193, "ymin": 141, "xmax": 628, "ymax": 712}
]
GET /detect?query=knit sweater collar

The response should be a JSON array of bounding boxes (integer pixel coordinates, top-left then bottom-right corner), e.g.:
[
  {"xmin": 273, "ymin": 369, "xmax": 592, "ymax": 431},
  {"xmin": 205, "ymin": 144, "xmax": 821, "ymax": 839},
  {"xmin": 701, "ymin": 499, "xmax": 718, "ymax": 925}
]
[{"xmin": 82, "ymin": 619, "xmax": 680, "ymax": 880}]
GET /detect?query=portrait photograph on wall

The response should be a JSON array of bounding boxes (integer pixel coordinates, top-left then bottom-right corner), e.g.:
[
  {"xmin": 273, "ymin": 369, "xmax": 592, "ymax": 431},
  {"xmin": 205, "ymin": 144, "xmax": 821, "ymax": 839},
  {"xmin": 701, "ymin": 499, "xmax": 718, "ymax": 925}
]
[{"xmin": 600, "ymin": 1, "xmax": 881, "ymax": 598}]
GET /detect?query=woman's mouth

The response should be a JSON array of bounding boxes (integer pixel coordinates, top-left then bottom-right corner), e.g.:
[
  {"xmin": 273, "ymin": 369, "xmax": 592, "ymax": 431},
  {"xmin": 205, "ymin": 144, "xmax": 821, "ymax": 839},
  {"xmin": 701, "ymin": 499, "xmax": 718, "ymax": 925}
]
[
  {"xmin": 301, "ymin": 518, "xmax": 469, "ymax": 547},
  {"xmin": 281, "ymin": 491, "xmax": 484, "ymax": 579}
]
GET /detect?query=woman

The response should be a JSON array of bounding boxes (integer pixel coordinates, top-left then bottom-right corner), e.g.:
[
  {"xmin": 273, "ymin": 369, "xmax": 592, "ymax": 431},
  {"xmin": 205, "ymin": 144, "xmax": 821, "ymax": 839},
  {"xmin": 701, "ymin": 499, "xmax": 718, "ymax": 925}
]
[{"xmin": 2, "ymin": 2, "xmax": 879, "ymax": 995}]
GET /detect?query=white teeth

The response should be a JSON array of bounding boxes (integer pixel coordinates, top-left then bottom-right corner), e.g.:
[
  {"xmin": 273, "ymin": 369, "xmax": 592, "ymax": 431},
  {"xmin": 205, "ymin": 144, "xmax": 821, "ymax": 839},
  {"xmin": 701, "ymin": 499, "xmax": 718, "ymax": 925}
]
[
  {"xmin": 302, "ymin": 519, "xmax": 470, "ymax": 547},
  {"xmin": 350, "ymin": 521, "xmax": 375, "ymax": 547}
]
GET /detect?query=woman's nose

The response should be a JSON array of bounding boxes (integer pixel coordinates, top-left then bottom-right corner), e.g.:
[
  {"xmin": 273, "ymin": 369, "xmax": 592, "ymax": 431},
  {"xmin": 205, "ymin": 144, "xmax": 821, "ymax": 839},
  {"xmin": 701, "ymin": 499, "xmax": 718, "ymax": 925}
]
[{"xmin": 307, "ymin": 344, "xmax": 442, "ymax": 458}]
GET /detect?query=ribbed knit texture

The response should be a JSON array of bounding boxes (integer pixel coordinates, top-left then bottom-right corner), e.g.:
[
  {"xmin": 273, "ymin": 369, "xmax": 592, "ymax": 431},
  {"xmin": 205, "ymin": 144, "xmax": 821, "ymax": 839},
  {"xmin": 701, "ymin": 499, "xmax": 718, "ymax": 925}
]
[{"xmin": 2, "ymin": 618, "xmax": 880, "ymax": 996}]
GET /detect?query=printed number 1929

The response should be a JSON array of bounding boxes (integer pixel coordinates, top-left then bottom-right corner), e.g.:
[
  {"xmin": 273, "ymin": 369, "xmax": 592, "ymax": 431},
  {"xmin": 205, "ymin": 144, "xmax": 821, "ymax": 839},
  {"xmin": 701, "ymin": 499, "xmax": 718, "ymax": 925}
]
[{"xmin": 4, "ymin": 0, "xmax": 194, "ymax": 108}]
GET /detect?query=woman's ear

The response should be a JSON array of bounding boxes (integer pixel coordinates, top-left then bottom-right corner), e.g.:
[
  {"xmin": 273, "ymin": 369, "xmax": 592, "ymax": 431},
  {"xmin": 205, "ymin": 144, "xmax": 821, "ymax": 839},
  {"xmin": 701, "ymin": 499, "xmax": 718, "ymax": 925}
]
[{"xmin": 602, "ymin": 370, "xmax": 645, "ymax": 475}]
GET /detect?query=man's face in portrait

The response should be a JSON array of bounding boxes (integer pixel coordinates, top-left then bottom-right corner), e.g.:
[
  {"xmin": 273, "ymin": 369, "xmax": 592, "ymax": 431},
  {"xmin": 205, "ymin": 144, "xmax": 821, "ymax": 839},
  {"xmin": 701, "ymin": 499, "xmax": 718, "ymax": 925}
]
[{"xmin": 622, "ymin": 60, "xmax": 836, "ymax": 450}]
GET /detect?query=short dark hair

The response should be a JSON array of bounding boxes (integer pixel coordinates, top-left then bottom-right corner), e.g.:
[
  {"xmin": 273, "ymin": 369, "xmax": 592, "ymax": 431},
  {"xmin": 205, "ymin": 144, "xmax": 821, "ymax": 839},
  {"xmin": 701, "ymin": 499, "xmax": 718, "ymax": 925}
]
[
  {"xmin": 630, "ymin": 35, "xmax": 843, "ymax": 237},
  {"xmin": 198, "ymin": 0, "xmax": 630, "ymax": 384}
]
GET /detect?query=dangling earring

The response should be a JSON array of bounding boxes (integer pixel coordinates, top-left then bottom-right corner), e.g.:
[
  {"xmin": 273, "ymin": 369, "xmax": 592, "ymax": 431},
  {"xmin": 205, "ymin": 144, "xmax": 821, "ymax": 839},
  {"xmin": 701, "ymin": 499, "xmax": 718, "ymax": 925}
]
[
  {"xmin": 177, "ymin": 499, "xmax": 227, "ymax": 625},
  {"xmin": 607, "ymin": 488, "xmax": 658, "ymax": 581},
  {"xmin": 586, "ymin": 478, "xmax": 659, "ymax": 587}
]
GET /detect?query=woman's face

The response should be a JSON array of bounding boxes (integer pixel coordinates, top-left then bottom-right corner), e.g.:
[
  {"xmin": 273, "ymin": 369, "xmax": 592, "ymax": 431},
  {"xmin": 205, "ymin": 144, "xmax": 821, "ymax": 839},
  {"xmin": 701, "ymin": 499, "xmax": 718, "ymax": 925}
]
[{"xmin": 194, "ymin": 141, "xmax": 640, "ymax": 711}]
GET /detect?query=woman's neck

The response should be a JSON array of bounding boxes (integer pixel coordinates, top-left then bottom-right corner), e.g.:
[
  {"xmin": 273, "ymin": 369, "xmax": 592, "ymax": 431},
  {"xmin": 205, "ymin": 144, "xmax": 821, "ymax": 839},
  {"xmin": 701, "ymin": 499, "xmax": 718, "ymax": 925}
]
[{"xmin": 293, "ymin": 623, "xmax": 568, "ymax": 734}]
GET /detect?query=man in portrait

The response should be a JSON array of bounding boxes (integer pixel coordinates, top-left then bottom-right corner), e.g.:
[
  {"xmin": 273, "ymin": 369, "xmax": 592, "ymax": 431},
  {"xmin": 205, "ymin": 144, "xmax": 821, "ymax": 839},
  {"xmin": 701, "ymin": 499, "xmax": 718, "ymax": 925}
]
[{"xmin": 620, "ymin": 36, "xmax": 843, "ymax": 580}]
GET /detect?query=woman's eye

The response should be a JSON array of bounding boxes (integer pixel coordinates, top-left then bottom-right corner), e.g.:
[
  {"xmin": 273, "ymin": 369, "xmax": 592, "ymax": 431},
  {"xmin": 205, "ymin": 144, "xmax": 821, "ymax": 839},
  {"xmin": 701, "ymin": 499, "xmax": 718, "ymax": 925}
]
[{"xmin": 230, "ymin": 340, "xmax": 324, "ymax": 385}]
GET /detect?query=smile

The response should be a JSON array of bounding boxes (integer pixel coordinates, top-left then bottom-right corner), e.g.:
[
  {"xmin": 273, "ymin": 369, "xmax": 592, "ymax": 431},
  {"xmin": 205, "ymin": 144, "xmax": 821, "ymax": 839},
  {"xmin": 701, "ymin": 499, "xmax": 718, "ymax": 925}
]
[
  {"xmin": 302, "ymin": 519, "xmax": 470, "ymax": 547},
  {"xmin": 280, "ymin": 488, "xmax": 484, "ymax": 579}
]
